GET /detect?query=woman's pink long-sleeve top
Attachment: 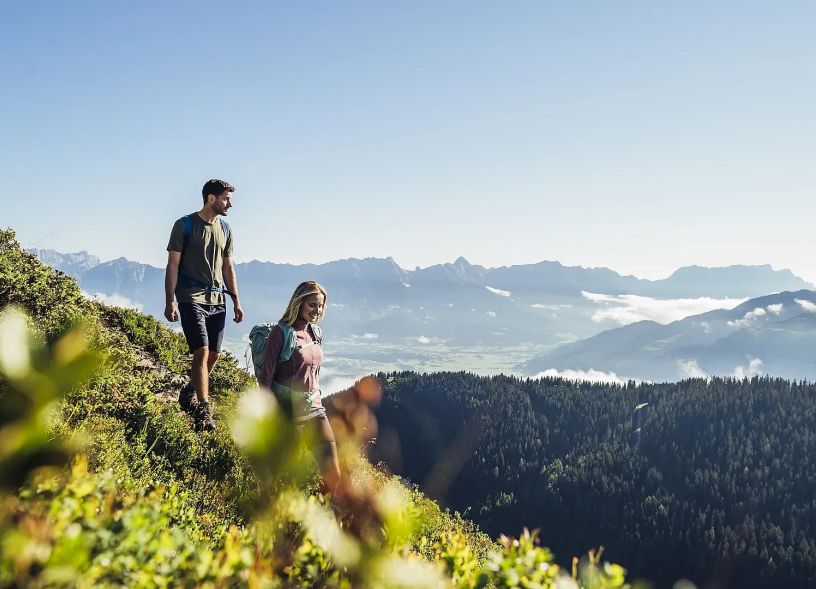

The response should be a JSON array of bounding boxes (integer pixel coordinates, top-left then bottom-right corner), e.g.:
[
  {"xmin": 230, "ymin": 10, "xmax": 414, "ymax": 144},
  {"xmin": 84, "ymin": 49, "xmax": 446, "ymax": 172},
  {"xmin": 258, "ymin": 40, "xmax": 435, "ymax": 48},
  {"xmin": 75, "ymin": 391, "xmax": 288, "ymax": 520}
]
[{"xmin": 258, "ymin": 319, "xmax": 325, "ymax": 421}]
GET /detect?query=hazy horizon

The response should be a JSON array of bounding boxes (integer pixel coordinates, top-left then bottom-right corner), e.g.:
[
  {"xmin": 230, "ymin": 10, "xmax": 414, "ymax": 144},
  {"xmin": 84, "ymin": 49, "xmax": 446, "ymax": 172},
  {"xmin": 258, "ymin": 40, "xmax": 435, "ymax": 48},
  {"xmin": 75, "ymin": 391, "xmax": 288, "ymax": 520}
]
[{"xmin": 21, "ymin": 238, "xmax": 815, "ymax": 284}]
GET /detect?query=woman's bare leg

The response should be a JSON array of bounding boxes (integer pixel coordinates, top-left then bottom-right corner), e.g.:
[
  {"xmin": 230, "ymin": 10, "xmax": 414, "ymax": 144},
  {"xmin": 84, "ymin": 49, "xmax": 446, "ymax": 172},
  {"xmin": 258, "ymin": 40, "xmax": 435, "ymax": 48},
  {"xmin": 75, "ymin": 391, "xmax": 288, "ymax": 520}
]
[{"xmin": 318, "ymin": 416, "xmax": 341, "ymax": 496}]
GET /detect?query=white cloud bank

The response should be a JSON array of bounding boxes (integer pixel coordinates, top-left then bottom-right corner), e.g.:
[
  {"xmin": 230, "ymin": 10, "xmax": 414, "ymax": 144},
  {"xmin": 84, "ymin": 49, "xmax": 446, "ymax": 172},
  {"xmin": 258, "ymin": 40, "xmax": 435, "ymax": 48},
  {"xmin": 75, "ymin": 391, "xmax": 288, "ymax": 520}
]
[
  {"xmin": 355, "ymin": 333, "xmax": 379, "ymax": 340},
  {"xmin": 678, "ymin": 358, "xmax": 764, "ymax": 380},
  {"xmin": 678, "ymin": 360, "xmax": 708, "ymax": 379},
  {"xmin": 728, "ymin": 307, "xmax": 766, "ymax": 328},
  {"xmin": 533, "ymin": 368, "xmax": 626, "ymax": 385},
  {"xmin": 796, "ymin": 299, "xmax": 816, "ymax": 313},
  {"xmin": 485, "ymin": 286, "xmax": 511, "ymax": 297},
  {"xmin": 733, "ymin": 357, "xmax": 763, "ymax": 379},
  {"xmin": 82, "ymin": 291, "xmax": 143, "ymax": 311},
  {"xmin": 582, "ymin": 292, "xmax": 744, "ymax": 326},
  {"xmin": 727, "ymin": 303, "xmax": 785, "ymax": 328}
]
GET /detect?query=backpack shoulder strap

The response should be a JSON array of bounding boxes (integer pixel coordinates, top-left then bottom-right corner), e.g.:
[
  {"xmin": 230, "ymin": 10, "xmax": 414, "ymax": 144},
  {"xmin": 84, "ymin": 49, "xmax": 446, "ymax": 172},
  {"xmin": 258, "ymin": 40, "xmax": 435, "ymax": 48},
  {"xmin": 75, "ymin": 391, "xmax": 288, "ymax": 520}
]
[
  {"xmin": 182, "ymin": 214, "xmax": 194, "ymax": 250},
  {"xmin": 309, "ymin": 323, "xmax": 323, "ymax": 346},
  {"xmin": 220, "ymin": 218, "xmax": 231, "ymax": 244},
  {"xmin": 276, "ymin": 323, "xmax": 297, "ymax": 363}
]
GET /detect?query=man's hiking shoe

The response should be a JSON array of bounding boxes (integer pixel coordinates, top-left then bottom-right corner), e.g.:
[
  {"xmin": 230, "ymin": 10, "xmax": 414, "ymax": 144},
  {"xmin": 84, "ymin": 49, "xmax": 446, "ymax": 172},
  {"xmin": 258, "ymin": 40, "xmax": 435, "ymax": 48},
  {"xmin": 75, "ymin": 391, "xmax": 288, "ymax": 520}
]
[
  {"xmin": 194, "ymin": 400, "xmax": 215, "ymax": 432},
  {"xmin": 178, "ymin": 383, "xmax": 198, "ymax": 415}
]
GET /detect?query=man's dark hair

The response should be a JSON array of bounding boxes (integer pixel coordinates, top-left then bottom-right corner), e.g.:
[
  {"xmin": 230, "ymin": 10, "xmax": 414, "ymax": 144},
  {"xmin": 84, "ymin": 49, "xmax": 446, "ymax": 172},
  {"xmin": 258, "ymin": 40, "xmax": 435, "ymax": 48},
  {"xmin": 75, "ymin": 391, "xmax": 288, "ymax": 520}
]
[{"xmin": 202, "ymin": 179, "xmax": 235, "ymax": 204}]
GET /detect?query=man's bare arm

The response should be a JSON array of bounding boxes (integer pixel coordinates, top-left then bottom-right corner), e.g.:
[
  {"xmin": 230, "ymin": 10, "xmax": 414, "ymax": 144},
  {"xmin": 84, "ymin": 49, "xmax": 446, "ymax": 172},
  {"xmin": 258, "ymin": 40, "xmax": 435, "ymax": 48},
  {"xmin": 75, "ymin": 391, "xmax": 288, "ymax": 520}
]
[
  {"xmin": 223, "ymin": 256, "xmax": 244, "ymax": 323},
  {"xmin": 164, "ymin": 251, "xmax": 181, "ymax": 322}
]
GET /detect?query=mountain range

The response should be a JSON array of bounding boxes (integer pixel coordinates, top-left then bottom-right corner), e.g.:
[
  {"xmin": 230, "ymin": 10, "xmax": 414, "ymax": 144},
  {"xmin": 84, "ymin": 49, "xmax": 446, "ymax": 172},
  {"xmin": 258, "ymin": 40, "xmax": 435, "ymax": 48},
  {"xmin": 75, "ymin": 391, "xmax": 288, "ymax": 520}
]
[{"xmin": 29, "ymin": 248, "xmax": 816, "ymax": 380}]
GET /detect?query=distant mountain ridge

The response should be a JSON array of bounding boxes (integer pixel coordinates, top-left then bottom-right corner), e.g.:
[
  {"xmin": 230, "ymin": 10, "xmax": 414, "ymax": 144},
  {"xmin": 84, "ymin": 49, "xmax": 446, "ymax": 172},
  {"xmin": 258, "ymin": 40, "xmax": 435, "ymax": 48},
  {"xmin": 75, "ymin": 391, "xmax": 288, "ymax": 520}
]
[
  {"xmin": 524, "ymin": 289, "xmax": 816, "ymax": 381},
  {"xmin": 642, "ymin": 264, "xmax": 809, "ymax": 298},
  {"xmin": 28, "ymin": 248, "xmax": 815, "ymax": 358},
  {"xmin": 30, "ymin": 248, "xmax": 813, "ymax": 298},
  {"xmin": 30, "ymin": 249, "xmax": 100, "ymax": 276}
]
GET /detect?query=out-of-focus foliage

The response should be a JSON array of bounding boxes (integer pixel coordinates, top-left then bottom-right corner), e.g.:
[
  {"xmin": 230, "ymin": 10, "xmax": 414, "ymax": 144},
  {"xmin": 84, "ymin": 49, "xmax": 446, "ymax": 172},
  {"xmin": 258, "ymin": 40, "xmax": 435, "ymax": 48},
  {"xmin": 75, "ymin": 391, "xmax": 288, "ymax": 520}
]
[
  {"xmin": 0, "ymin": 228, "xmax": 634, "ymax": 588},
  {"xmin": 0, "ymin": 309, "xmax": 98, "ymax": 491}
]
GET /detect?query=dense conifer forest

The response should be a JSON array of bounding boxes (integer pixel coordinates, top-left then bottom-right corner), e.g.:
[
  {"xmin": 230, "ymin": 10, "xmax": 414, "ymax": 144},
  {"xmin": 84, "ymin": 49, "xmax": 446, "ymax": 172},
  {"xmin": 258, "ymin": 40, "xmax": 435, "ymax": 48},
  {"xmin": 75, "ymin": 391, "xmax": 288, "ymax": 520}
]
[{"xmin": 373, "ymin": 371, "xmax": 816, "ymax": 588}]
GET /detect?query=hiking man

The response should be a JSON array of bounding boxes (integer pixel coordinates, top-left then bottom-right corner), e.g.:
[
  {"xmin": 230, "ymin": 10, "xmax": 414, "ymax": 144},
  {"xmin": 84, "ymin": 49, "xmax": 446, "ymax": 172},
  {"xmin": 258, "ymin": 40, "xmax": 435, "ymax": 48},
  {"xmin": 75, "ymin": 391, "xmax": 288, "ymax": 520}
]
[{"xmin": 164, "ymin": 179, "xmax": 244, "ymax": 430}]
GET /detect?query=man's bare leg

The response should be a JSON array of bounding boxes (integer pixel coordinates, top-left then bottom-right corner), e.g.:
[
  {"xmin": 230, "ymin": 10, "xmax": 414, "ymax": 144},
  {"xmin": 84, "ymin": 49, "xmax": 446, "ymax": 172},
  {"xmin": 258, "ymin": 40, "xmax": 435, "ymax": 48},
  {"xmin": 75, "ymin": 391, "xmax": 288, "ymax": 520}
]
[
  {"xmin": 187, "ymin": 351, "xmax": 220, "ymax": 398},
  {"xmin": 207, "ymin": 352, "xmax": 220, "ymax": 377},
  {"xmin": 191, "ymin": 347, "xmax": 209, "ymax": 402},
  {"xmin": 190, "ymin": 347, "xmax": 216, "ymax": 430}
]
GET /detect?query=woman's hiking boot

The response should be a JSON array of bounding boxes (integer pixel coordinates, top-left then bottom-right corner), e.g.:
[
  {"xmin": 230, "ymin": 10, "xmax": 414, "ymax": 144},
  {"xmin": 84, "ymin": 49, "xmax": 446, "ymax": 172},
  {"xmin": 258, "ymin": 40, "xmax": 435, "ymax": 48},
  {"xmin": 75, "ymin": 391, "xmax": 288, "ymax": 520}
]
[
  {"xmin": 178, "ymin": 382, "xmax": 198, "ymax": 415},
  {"xmin": 194, "ymin": 399, "xmax": 215, "ymax": 432}
]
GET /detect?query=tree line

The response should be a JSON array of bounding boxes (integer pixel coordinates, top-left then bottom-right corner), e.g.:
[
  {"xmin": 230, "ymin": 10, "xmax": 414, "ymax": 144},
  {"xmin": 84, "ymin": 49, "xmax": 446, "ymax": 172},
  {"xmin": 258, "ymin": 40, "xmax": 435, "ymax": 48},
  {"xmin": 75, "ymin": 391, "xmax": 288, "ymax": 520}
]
[{"xmin": 371, "ymin": 371, "xmax": 816, "ymax": 588}]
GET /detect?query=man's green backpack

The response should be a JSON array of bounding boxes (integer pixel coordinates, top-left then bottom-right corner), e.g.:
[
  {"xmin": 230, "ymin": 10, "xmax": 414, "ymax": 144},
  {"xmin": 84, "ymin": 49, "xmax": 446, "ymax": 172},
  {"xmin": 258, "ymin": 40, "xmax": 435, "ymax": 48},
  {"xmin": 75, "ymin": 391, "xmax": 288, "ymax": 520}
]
[{"xmin": 248, "ymin": 322, "xmax": 323, "ymax": 381}]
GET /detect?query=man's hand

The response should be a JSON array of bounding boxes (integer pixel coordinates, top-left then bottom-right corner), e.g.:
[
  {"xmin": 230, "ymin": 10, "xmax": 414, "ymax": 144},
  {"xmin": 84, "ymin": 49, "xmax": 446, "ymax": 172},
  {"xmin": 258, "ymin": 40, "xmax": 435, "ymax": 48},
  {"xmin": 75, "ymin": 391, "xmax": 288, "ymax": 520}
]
[
  {"xmin": 223, "ymin": 258, "xmax": 242, "ymax": 323},
  {"xmin": 164, "ymin": 251, "xmax": 181, "ymax": 321},
  {"xmin": 164, "ymin": 301, "xmax": 179, "ymax": 322}
]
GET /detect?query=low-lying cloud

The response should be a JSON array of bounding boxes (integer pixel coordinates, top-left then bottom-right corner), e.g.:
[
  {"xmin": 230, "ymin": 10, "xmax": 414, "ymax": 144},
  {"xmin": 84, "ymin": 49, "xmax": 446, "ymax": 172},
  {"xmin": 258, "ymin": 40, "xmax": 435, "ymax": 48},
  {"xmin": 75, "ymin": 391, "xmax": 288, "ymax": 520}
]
[
  {"xmin": 486, "ymin": 286, "xmax": 511, "ymax": 297},
  {"xmin": 727, "ymin": 303, "xmax": 784, "ymax": 328},
  {"xmin": 733, "ymin": 357, "xmax": 763, "ymax": 379},
  {"xmin": 796, "ymin": 299, "xmax": 816, "ymax": 313},
  {"xmin": 532, "ymin": 368, "xmax": 626, "ymax": 385},
  {"xmin": 582, "ymin": 292, "xmax": 744, "ymax": 326},
  {"xmin": 678, "ymin": 359, "xmax": 708, "ymax": 379},
  {"xmin": 728, "ymin": 307, "xmax": 766, "ymax": 328},
  {"xmin": 82, "ymin": 291, "xmax": 143, "ymax": 311},
  {"xmin": 676, "ymin": 358, "xmax": 764, "ymax": 380}
]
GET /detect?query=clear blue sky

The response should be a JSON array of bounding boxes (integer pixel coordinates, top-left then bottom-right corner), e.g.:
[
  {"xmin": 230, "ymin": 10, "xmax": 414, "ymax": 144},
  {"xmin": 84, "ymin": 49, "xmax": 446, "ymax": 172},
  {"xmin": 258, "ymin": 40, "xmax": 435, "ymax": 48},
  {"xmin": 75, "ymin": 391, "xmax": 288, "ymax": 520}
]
[{"xmin": 3, "ymin": 2, "xmax": 815, "ymax": 281}]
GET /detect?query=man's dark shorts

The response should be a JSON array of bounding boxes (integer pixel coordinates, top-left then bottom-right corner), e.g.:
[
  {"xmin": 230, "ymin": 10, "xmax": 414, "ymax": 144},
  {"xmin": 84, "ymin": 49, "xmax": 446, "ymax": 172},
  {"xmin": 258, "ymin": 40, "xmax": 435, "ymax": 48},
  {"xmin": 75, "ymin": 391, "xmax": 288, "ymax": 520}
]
[{"xmin": 178, "ymin": 303, "xmax": 226, "ymax": 353}]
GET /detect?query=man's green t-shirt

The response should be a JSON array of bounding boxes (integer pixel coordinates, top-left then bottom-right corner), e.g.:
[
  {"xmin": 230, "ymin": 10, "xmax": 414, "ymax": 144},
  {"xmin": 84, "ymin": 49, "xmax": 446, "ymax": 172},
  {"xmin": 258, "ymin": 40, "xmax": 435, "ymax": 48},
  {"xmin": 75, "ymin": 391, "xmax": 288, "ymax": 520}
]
[{"xmin": 167, "ymin": 213, "xmax": 234, "ymax": 305}]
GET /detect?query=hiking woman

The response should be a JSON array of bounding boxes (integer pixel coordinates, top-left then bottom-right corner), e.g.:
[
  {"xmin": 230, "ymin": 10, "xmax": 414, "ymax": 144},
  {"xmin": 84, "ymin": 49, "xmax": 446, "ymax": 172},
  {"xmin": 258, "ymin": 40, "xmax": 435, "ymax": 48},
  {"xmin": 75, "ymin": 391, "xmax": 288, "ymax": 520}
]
[{"xmin": 258, "ymin": 280, "xmax": 340, "ymax": 491}]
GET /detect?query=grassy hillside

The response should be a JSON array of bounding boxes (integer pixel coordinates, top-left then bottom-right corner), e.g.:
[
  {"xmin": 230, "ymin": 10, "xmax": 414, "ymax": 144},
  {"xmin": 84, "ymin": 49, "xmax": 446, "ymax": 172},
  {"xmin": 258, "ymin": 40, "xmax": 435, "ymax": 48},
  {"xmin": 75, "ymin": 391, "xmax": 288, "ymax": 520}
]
[{"xmin": 0, "ymin": 228, "xmax": 634, "ymax": 588}]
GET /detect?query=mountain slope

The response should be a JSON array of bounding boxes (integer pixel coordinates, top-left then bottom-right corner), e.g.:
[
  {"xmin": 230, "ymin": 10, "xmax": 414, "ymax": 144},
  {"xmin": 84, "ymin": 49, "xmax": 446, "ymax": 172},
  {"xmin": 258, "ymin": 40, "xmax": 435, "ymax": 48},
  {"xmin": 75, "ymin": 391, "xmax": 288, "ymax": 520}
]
[{"xmin": 5, "ymin": 229, "xmax": 630, "ymax": 588}]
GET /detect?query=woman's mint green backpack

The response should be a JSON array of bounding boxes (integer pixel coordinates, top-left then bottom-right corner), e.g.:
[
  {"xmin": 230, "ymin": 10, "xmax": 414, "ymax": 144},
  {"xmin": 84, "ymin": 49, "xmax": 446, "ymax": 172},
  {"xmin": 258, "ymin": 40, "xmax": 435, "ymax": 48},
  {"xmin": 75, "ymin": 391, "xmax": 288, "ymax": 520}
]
[{"xmin": 247, "ymin": 322, "xmax": 323, "ymax": 381}]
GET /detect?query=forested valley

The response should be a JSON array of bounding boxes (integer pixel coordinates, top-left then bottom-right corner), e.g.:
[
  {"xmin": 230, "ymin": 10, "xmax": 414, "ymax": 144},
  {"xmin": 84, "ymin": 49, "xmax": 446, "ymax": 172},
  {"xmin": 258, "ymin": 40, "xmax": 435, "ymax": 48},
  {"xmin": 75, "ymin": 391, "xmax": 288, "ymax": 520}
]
[{"xmin": 372, "ymin": 372, "xmax": 816, "ymax": 588}]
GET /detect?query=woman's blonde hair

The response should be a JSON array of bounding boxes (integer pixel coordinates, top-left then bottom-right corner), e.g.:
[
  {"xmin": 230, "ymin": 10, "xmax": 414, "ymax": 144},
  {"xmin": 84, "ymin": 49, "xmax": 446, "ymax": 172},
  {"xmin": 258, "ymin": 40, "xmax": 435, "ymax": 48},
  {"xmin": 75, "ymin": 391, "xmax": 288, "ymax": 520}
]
[{"xmin": 280, "ymin": 280, "xmax": 328, "ymax": 325}]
